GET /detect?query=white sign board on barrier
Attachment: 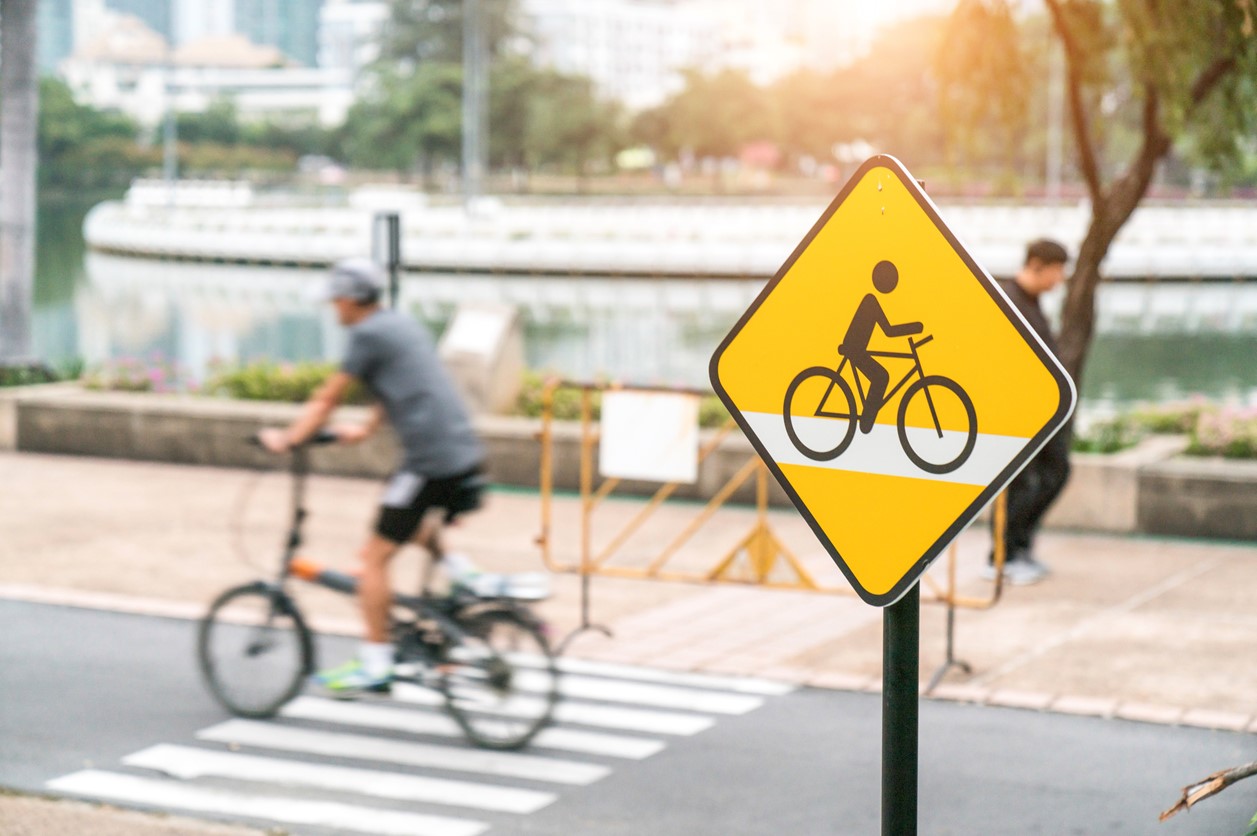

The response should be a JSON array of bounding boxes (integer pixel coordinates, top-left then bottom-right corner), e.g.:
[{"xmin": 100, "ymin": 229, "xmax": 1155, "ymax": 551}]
[{"xmin": 598, "ymin": 390, "xmax": 700, "ymax": 484}]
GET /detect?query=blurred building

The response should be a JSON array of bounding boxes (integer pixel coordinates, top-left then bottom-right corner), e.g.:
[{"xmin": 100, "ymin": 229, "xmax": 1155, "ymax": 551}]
[
  {"xmin": 38, "ymin": 0, "xmax": 77, "ymax": 72},
  {"xmin": 519, "ymin": 0, "xmax": 721, "ymax": 111},
  {"xmin": 516, "ymin": 0, "xmax": 958, "ymax": 111},
  {"xmin": 103, "ymin": 0, "xmax": 173, "ymax": 41},
  {"xmin": 234, "ymin": 0, "xmax": 322, "ymax": 67},
  {"xmin": 316, "ymin": 0, "xmax": 386, "ymax": 74},
  {"xmin": 171, "ymin": 0, "xmax": 234, "ymax": 46},
  {"xmin": 59, "ymin": 14, "xmax": 352, "ymax": 127}
]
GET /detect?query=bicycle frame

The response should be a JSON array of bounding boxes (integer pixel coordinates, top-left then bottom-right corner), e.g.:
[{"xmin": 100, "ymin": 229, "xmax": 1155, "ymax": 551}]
[
  {"xmin": 266, "ymin": 441, "xmax": 481, "ymax": 651},
  {"xmin": 827, "ymin": 334, "xmax": 934, "ymax": 417}
]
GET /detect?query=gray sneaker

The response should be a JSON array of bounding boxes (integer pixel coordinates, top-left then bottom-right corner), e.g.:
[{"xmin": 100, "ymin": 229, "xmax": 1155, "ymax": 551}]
[
  {"xmin": 1023, "ymin": 555, "xmax": 1052, "ymax": 577},
  {"xmin": 979, "ymin": 556, "xmax": 1049, "ymax": 586},
  {"xmin": 1003, "ymin": 558, "xmax": 1049, "ymax": 586}
]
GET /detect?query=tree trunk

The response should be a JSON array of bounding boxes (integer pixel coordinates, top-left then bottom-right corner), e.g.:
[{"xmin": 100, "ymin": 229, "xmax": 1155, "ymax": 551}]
[
  {"xmin": 1057, "ymin": 211, "xmax": 1119, "ymax": 384},
  {"xmin": 1057, "ymin": 116, "xmax": 1170, "ymax": 385},
  {"xmin": 0, "ymin": 0, "xmax": 39, "ymax": 363}
]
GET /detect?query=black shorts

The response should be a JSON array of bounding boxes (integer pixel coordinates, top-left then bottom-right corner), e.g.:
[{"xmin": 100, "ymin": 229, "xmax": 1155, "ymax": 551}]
[{"xmin": 375, "ymin": 467, "xmax": 486, "ymax": 544}]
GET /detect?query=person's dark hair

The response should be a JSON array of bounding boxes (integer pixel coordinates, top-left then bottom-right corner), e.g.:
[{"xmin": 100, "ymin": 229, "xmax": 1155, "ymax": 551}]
[{"xmin": 1024, "ymin": 238, "xmax": 1068, "ymax": 267}]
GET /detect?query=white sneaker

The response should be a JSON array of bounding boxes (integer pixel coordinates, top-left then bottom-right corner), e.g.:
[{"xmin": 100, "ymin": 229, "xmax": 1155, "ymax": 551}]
[
  {"xmin": 1024, "ymin": 555, "xmax": 1052, "ymax": 577},
  {"xmin": 1003, "ymin": 558, "xmax": 1049, "ymax": 586},
  {"xmin": 980, "ymin": 558, "xmax": 1048, "ymax": 586}
]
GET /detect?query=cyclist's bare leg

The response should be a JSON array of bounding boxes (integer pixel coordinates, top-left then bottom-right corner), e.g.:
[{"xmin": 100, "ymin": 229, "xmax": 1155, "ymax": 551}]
[
  {"xmin": 413, "ymin": 512, "xmax": 445, "ymax": 560},
  {"xmin": 414, "ymin": 514, "xmax": 482, "ymax": 590},
  {"xmin": 358, "ymin": 534, "xmax": 402, "ymax": 643}
]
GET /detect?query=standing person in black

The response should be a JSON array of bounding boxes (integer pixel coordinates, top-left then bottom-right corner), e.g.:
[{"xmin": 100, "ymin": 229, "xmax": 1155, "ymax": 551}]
[{"xmin": 982, "ymin": 238, "xmax": 1072, "ymax": 585}]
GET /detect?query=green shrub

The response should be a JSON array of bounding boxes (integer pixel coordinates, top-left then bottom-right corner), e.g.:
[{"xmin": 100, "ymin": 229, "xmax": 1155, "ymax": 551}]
[
  {"xmin": 1187, "ymin": 405, "xmax": 1257, "ymax": 458},
  {"xmin": 203, "ymin": 360, "xmax": 369, "ymax": 404},
  {"xmin": 514, "ymin": 371, "xmax": 730, "ymax": 428},
  {"xmin": 698, "ymin": 395, "xmax": 731, "ymax": 429},
  {"xmin": 515, "ymin": 371, "xmax": 602, "ymax": 421},
  {"xmin": 1071, "ymin": 416, "xmax": 1144, "ymax": 454},
  {"xmin": 0, "ymin": 363, "xmax": 58, "ymax": 388},
  {"xmin": 1125, "ymin": 399, "xmax": 1208, "ymax": 435}
]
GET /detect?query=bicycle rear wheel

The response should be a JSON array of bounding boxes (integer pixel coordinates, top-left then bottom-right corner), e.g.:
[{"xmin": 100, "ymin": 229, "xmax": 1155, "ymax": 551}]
[
  {"xmin": 440, "ymin": 608, "xmax": 558, "ymax": 751},
  {"xmin": 783, "ymin": 366, "xmax": 858, "ymax": 461},
  {"xmin": 197, "ymin": 583, "xmax": 313, "ymax": 718}
]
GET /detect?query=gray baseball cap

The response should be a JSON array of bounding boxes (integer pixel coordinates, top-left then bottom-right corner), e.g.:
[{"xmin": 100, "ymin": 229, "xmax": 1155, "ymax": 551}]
[{"xmin": 318, "ymin": 257, "xmax": 386, "ymax": 303}]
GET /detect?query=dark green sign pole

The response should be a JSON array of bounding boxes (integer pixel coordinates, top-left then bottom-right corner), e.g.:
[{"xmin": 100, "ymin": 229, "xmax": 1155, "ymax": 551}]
[{"xmin": 882, "ymin": 582, "xmax": 920, "ymax": 835}]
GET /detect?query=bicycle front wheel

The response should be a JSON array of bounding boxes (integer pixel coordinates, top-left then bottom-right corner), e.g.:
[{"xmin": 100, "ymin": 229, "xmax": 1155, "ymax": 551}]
[
  {"xmin": 783, "ymin": 366, "xmax": 858, "ymax": 461},
  {"xmin": 197, "ymin": 583, "xmax": 313, "ymax": 718},
  {"xmin": 897, "ymin": 375, "xmax": 977, "ymax": 474},
  {"xmin": 440, "ymin": 608, "xmax": 558, "ymax": 751}
]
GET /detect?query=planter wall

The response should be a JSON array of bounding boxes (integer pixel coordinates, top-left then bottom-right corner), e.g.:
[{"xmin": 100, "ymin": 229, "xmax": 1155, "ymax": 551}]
[
  {"xmin": 1138, "ymin": 456, "xmax": 1257, "ymax": 540},
  {"xmin": 5, "ymin": 386, "xmax": 1248, "ymax": 540}
]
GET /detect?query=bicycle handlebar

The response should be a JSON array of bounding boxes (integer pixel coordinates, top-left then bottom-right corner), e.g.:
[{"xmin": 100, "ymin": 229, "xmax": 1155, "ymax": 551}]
[
  {"xmin": 910, "ymin": 334, "xmax": 934, "ymax": 350},
  {"xmin": 247, "ymin": 428, "xmax": 340, "ymax": 449}
]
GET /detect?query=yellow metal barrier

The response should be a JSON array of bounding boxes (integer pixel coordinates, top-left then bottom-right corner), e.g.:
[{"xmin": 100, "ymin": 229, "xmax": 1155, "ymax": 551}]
[{"xmin": 535, "ymin": 378, "xmax": 1010, "ymax": 677}]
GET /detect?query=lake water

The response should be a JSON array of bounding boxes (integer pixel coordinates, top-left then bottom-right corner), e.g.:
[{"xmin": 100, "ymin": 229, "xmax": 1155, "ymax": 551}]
[{"xmin": 29, "ymin": 198, "xmax": 1257, "ymax": 418}]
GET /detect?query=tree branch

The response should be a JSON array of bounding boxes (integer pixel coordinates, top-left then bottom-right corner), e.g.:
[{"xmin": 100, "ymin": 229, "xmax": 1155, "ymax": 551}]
[
  {"xmin": 1044, "ymin": 0, "xmax": 1104, "ymax": 205},
  {"xmin": 1160, "ymin": 761, "xmax": 1257, "ymax": 822},
  {"xmin": 1188, "ymin": 54, "xmax": 1236, "ymax": 112},
  {"xmin": 1109, "ymin": 52, "xmax": 1237, "ymax": 223}
]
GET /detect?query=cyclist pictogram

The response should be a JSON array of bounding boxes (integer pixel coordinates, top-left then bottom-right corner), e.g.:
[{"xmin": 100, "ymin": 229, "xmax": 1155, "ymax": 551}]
[{"xmin": 782, "ymin": 259, "xmax": 977, "ymax": 474}]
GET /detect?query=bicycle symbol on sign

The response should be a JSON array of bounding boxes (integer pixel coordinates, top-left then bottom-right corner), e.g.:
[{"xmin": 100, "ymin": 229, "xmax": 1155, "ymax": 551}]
[{"xmin": 782, "ymin": 260, "xmax": 978, "ymax": 474}]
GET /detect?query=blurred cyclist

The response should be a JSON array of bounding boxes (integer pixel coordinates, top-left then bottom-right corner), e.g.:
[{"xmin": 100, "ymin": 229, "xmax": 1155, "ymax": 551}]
[{"xmin": 259, "ymin": 257, "xmax": 485, "ymax": 695}]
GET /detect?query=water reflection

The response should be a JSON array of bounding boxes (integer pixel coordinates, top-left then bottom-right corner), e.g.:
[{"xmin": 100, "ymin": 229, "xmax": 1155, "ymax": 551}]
[{"xmin": 27, "ymin": 248, "xmax": 1257, "ymax": 415}]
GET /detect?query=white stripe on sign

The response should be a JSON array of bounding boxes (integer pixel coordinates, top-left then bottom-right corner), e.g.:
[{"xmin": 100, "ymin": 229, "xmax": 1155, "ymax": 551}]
[
  {"xmin": 46, "ymin": 770, "xmax": 487, "ymax": 836},
  {"xmin": 282, "ymin": 696, "xmax": 665, "ymax": 760},
  {"xmin": 741, "ymin": 411, "xmax": 1029, "ymax": 486},
  {"xmin": 390, "ymin": 682, "xmax": 715, "ymax": 736},
  {"xmin": 122, "ymin": 744, "xmax": 555, "ymax": 814},
  {"xmin": 197, "ymin": 720, "xmax": 610, "ymax": 786}
]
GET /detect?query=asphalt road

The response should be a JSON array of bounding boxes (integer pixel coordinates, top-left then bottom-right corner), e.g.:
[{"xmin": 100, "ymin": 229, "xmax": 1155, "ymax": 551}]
[{"xmin": 2, "ymin": 600, "xmax": 1254, "ymax": 835}]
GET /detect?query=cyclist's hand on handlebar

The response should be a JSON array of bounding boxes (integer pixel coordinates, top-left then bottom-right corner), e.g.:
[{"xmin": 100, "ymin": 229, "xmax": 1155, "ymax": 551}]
[
  {"xmin": 331, "ymin": 423, "xmax": 369, "ymax": 445},
  {"xmin": 256, "ymin": 427, "xmax": 292, "ymax": 454}
]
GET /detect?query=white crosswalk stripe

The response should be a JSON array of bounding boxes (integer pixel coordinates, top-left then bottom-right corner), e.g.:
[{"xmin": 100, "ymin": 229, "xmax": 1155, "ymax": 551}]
[
  {"xmin": 123, "ymin": 744, "xmax": 556, "ymax": 813},
  {"xmin": 282, "ymin": 696, "xmax": 667, "ymax": 759},
  {"xmin": 197, "ymin": 720, "xmax": 611, "ymax": 785},
  {"xmin": 47, "ymin": 770, "xmax": 489, "ymax": 836},
  {"xmin": 45, "ymin": 661, "xmax": 794, "ymax": 835},
  {"xmin": 387, "ymin": 681, "xmax": 716, "ymax": 735}
]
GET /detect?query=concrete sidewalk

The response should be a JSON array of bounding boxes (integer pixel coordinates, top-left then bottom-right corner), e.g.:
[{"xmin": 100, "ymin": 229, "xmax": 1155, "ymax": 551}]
[{"xmin": 2, "ymin": 450, "xmax": 1256, "ymax": 831}]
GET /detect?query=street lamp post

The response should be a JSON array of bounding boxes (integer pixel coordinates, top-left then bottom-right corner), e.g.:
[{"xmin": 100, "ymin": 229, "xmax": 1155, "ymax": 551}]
[
  {"xmin": 0, "ymin": 0, "xmax": 40, "ymax": 364},
  {"xmin": 461, "ymin": 0, "xmax": 488, "ymax": 210},
  {"xmin": 163, "ymin": 64, "xmax": 178, "ymax": 207}
]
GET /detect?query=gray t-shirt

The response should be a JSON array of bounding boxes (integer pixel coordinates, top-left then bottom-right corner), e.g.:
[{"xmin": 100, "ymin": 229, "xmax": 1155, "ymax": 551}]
[{"xmin": 342, "ymin": 309, "xmax": 484, "ymax": 477}]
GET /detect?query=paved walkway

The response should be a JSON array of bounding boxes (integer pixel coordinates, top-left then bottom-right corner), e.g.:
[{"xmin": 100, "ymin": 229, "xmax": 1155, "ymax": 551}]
[{"xmin": 2, "ymin": 450, "xmax": 1256, "ymax": 831}]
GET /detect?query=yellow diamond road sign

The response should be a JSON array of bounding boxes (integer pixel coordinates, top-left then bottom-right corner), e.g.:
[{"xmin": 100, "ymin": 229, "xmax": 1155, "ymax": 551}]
[{"xmin": 709, "ymin": 155, "xmax": 1076, "ymax": 607}]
